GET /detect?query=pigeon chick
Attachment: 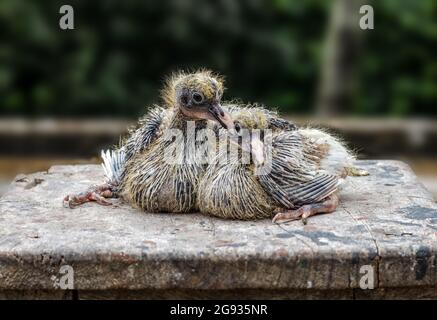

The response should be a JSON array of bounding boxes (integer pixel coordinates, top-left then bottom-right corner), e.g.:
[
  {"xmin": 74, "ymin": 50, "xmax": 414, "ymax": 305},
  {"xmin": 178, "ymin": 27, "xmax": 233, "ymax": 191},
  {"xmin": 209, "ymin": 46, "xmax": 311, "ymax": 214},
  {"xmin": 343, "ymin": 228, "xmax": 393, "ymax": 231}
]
[
  {"xmin": 64, "ymin": 69, "xmax": 235, "ymax": 211},
  {"xmin": 198, "ymin": 113, "xmax": 368, "ymax": 223}
]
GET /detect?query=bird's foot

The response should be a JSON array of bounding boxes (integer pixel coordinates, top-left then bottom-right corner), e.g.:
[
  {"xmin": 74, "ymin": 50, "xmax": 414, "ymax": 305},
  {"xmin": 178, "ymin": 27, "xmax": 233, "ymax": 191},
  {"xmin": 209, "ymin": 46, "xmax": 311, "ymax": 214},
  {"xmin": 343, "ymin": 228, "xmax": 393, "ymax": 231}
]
[
  {"xmin": 347, "ymin": 167, "xmax": 369, "ymax": 177},
  {"xmin": 272, "ymin": 206, "xmax": 306, "ymax": 224},
  {"xmin": 63, "ymin": 183, "xmax": 114, "ymax": 209},
  {"xmin": 272, "ymin": 194, "xmax": 339, "ymax": 225}
]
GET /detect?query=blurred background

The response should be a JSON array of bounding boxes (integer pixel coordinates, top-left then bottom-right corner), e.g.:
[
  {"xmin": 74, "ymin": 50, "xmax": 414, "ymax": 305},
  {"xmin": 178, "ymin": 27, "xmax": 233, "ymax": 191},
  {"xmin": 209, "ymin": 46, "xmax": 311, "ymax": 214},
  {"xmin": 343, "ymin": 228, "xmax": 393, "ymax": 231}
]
[{"xmin": 0, "ymin": 0, "xmax": 436, "ymax": 198}]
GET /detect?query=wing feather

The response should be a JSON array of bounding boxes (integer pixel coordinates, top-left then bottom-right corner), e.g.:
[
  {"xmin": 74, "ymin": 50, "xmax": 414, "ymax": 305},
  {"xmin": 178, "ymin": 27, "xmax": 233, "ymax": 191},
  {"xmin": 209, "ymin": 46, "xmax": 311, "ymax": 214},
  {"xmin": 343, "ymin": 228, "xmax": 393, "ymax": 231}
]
[
  {"xmin": 101, "ymin": 105, "xmax": 168, "ymax": 185},
  {"xmin": 259, "ymin": 131, "xmax": 339, "ymax": 208}
]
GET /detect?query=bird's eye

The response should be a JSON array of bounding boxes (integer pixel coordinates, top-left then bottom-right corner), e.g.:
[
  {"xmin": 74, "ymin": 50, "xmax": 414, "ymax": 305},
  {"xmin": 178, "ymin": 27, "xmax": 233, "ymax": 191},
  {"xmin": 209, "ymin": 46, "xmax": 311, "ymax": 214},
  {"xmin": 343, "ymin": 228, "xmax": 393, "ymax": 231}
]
[
  {"xmin": 192, "ymin": 92, "xmax": 204, "ymax": 104},
  {"xmin": 235, "ymin": 121, "xmax": 241, "ymax": 133}
]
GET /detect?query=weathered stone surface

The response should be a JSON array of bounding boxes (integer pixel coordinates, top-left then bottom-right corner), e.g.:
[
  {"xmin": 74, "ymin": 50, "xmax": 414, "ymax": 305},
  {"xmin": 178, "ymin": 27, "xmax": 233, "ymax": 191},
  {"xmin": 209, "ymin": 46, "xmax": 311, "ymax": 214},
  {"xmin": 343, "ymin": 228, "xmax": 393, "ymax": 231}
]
[{"xmin": 0, "ymin": 160, "xmax": 436, "ymax": 298}]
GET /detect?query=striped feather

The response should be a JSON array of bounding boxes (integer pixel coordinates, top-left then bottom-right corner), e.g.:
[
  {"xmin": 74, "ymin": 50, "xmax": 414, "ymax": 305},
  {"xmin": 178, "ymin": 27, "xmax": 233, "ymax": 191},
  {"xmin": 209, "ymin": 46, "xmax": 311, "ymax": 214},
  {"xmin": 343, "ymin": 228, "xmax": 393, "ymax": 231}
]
[
  {"xmin": 259, "ymin": 130, "xmax": 340, "ymax": 208},
  {"xmin": 101, "ymin": 148, "xmax": 126, "ymax": 185}
]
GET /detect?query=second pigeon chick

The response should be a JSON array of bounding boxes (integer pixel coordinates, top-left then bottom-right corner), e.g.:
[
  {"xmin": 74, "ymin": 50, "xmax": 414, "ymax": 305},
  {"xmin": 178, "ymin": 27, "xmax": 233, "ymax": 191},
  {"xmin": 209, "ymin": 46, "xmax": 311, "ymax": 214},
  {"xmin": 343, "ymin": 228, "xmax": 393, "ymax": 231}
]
[{"xmin": 198, "ymin": 113, "xmax": 368, "ymax": 223}]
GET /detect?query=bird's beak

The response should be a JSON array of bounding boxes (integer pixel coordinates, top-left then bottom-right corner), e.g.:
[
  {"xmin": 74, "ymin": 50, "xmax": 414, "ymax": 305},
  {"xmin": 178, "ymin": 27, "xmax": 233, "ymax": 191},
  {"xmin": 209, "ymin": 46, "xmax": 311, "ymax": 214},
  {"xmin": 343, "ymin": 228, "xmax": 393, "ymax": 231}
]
[{"xmin": 208, "ymin": 103, "xmax": 236, "ymax": 133}]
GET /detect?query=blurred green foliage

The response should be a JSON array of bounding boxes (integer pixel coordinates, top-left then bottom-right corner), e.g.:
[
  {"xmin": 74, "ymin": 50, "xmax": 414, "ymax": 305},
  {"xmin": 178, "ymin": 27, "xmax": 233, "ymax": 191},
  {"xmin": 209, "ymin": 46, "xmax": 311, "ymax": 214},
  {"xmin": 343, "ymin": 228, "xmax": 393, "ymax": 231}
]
[
  {"xmin": 0, "ymin": 0, "xmax": 435, "ymax": 117},
  {"xmin": 356, "ymin": 0, "xmax": 437, "ymax": 116}
]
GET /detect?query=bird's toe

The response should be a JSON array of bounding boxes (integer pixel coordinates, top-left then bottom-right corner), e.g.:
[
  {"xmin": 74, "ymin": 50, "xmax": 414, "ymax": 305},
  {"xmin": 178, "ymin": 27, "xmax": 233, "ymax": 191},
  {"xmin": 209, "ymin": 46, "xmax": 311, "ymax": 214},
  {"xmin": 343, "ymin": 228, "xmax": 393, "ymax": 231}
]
[{"xmin": 272, "ymin": 209, "xmax": 304, "ymax": 224}]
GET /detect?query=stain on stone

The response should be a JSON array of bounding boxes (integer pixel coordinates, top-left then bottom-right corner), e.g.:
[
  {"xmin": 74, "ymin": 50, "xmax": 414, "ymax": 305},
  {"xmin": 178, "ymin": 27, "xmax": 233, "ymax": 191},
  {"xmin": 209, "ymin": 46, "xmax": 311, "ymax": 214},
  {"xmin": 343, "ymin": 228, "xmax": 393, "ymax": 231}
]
[
  {"xmin": 143, "ymin": 240, "xmax": 156, "ymax": 246},
  {"xmin": 214, "ymin": 240, "xmax": 247, "ymax": 248},
  {"xmin": 383, "ymin": 231, "xmax": 413, "ymax": 237},
  {"xmin": 170, "ymin": 228, "xmax": 180, "ymax": 234},
  {"xmin": 352, "ymin": 252, "xmax": 360, "ymax": 265},
  {"xmin": 376, "ymin": 218, "xmax": 422, "ymax": 229},
  {"xmin": 276, "ymin": 230, "xmax": 353, "ymax": 246},
  {"xmin": 24, "ymin": 178, "xmax": 44, "ymax": 190},
  {"xmin": 362, "ymin": 160, "xmax": 378, "ymax": 166},
  {"xmin": 232, "ymin": 243, "xmax": 248, "ymax": 248},
  {"xmin": 348, "ymin": 225, "xmax": 368, "ymax": 234},
  {"xmin": 403, "ymin": 205, "xmax": 437, "ymax": 221},
  {"xmin": 15, "ymin": 176, "xmax": 28, "ymax": 183},
  {"xmin": 384, "ymin": 165, "xmax": 399, "ymax": 172},
  {"xmin": 297, "ymin": 260, "xmax": 308, "ymax": 268},
  {"xmin": 415, "ymin": 246, "xmax": 431, "ymax": 280},
  {"xmin": 276, "ymin": 233, "xmax": 293, "ymax": 239},
  {"xmin": 139, "ymin": 245, "xmax": 152, "ymax": 252},
  {"xmin": 216, "ymin": 242, "xmax": 246, "ymax": 248},
  {"xmin": 368, "ymin": 250, "xmax": 379, "ymax": 261},
  {"xmin": 379, "ymin": 165, "xmax": 403, "ymax": 179},
  {"xmin": 273, "ymin": 248, "xmax": 289, "ymax": 258},
  {"xmin": 428, "ymin": 225, "xmax": 437, "ymax": 232}
]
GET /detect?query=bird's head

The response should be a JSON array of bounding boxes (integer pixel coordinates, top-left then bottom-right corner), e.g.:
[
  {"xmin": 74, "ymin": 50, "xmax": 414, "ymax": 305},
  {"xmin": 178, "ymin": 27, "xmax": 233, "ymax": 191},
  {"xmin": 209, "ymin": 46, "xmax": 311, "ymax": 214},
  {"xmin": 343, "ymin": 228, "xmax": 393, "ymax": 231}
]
[
  {"xmin": 228, "ymin": 111, "xmax": 269, "ymax": 167},
  {"xmin": 232, "ymin": 109, "xmax": 270, "ymax": 133},
  {"xmin": 162, "ymin": 70, "xmax": 235, "ymax": 131}
]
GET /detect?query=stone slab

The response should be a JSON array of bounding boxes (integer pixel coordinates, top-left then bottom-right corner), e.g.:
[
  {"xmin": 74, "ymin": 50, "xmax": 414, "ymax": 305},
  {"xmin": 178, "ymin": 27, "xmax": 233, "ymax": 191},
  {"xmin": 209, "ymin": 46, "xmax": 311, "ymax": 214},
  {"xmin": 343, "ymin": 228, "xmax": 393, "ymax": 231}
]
[{"xmin": 0, "ymin": 161, "xmax": 436, "ymax": 297}]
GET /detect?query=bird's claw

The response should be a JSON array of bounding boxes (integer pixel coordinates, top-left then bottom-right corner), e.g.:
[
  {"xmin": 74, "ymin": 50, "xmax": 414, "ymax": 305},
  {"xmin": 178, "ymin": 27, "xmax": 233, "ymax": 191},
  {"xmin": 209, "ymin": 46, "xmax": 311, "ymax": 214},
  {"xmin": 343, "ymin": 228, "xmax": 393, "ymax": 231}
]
[
  {"xmin": 347, "ymin": 167, "xmax": 369, "ymax": 177},
  {"xmin": 63, "ymin": 194, "xmax": 87, "ymax": 209},
  {"xmin": 63, "ymin": 189, "xmax": 113, "ymax": 209},
  {"xmin": 272, "ymin": 209, "xmax": 304, "ymax": 224},
  {"xmin": 272, "ymin": 195, "xmax": 339, "ymax": 225}
]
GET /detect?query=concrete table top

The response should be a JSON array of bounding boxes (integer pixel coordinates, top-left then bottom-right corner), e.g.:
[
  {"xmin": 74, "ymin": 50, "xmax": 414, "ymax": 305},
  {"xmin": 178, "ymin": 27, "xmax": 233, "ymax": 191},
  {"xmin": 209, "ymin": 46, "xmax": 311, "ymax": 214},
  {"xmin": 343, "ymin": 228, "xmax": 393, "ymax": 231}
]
[{"xmin": 0, "ymin": 160, "xmax": 436, "ymax": 299}]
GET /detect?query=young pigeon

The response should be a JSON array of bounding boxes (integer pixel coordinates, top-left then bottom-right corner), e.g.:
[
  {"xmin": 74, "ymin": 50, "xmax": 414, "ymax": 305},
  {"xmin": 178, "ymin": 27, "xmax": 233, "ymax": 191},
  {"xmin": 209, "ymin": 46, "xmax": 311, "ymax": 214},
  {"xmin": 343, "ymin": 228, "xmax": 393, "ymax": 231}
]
[
  {"xmin": 64, "ymin": 70, "xmax": 235, "ymax": 211},
  {"xmin": 198, "ymin": 111, "xmax": 367, "ymax": 223}
]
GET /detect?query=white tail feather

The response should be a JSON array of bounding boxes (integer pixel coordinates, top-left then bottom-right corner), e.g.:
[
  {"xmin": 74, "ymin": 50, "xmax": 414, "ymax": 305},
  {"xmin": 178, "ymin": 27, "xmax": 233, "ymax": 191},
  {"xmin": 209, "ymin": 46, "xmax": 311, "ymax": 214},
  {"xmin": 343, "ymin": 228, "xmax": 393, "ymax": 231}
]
[{"xmin": 101, "ymin": 149, "xmax": 126, "ymax": 184}]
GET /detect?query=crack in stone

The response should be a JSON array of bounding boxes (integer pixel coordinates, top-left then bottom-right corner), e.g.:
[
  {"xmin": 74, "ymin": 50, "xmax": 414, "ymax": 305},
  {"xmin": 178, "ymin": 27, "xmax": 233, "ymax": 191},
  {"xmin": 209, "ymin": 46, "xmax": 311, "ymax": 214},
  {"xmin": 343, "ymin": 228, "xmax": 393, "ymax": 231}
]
[
  {"xmin": 24, "ymin": 178, "xmax": 44, "ymax": 190},
  {"xmin": 342, "ymin": 204, "xmax": 381, "ymax": 289}
]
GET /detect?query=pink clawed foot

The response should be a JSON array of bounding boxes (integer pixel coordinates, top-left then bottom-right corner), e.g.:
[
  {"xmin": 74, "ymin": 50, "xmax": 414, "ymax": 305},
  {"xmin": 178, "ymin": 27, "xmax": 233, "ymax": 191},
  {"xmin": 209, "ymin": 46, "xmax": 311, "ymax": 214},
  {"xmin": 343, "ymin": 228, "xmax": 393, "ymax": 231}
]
[
  {"xmin": 272, "ymin": 194, "xmax": 339, "ymax": 225},
  {"xmin": 63, "ymin": 183, "xmax": 114, "ymax": 209}
]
